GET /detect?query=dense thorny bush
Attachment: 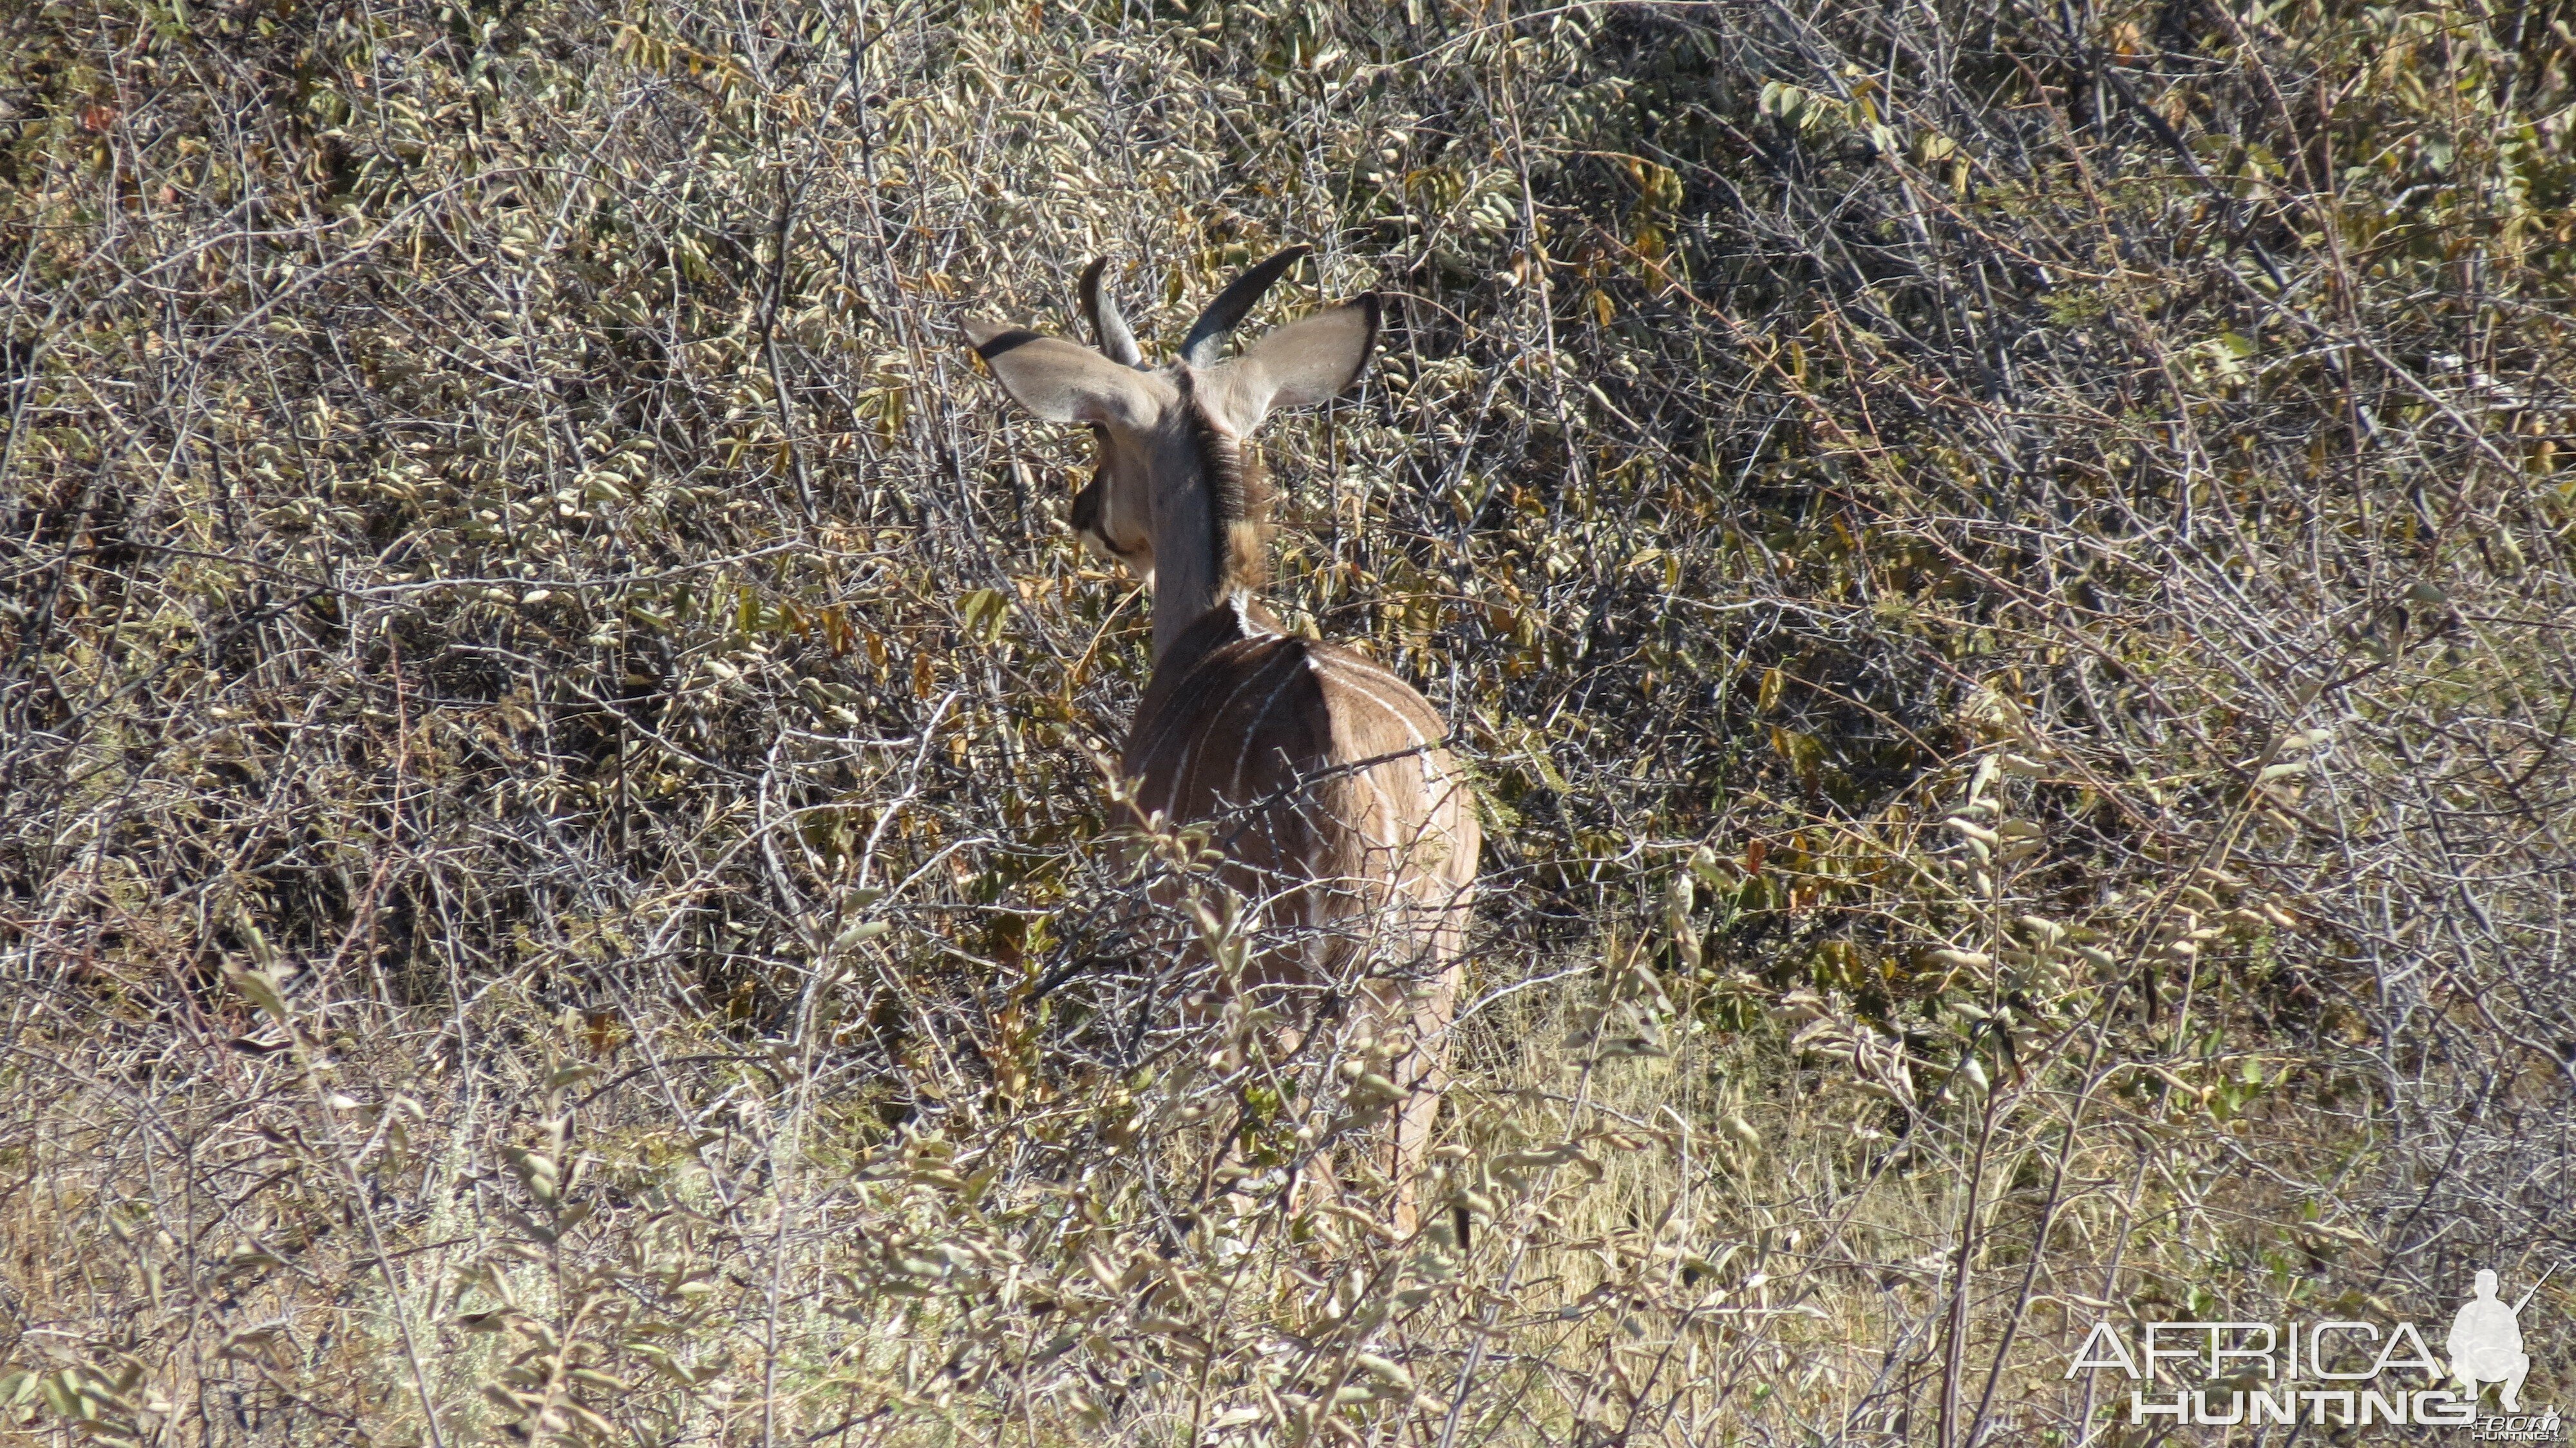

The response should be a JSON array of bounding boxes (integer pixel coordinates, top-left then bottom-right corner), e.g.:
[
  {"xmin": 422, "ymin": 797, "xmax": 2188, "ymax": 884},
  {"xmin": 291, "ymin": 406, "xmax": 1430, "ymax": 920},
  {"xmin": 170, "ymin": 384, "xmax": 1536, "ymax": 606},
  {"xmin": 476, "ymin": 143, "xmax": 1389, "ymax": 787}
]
[{"xmin": 2, "ymin": 0, "xmax": 2571, "ymax": 1440}]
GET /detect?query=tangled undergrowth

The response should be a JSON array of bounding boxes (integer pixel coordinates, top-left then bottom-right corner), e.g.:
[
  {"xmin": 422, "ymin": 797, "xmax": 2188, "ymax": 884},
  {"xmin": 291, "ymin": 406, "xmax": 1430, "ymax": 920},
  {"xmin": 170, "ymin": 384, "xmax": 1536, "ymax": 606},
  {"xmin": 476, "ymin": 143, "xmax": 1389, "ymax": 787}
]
[{"xmin": 3, "ymin": 0, "xmax": 2572, "ymax": 1441}]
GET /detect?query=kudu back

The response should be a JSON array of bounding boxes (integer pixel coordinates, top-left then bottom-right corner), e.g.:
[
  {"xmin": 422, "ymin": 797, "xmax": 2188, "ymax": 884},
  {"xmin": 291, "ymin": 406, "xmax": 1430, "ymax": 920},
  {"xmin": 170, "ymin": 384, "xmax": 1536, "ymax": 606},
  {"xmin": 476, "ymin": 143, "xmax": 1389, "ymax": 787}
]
[{"xmin": 963, "ymin": 249, "xmax": 1478, "ymax": 1232}]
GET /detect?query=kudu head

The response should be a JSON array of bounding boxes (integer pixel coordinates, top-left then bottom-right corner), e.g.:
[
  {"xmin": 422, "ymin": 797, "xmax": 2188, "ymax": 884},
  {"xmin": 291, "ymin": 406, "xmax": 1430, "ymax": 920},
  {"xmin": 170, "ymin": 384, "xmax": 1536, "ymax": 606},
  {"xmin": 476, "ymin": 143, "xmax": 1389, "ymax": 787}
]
[{"xmin": 963, "ymin": 247, "xmax": 1379, "ymax": 659}]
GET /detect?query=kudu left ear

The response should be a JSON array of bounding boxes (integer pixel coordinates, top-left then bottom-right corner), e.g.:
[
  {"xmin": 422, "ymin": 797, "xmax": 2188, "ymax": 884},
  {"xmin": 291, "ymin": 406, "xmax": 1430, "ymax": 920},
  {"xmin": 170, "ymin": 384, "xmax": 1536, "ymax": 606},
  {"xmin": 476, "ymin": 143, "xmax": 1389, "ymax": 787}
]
[
  {"xmin": 1201, "ymin": 294, "xmax": 1382, "ymax": 435},
  {"xmin": 962, "ymin": 316, "xmax": 1173, "ymax": 430}
]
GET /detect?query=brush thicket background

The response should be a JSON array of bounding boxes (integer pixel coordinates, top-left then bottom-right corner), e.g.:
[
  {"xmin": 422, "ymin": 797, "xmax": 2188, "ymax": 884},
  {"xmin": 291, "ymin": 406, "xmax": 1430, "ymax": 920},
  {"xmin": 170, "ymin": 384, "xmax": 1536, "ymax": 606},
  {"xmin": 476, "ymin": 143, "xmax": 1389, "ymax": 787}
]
[{"xmin": 3, "ymin": 0, "xmax": 2571, "ymax": 1441}]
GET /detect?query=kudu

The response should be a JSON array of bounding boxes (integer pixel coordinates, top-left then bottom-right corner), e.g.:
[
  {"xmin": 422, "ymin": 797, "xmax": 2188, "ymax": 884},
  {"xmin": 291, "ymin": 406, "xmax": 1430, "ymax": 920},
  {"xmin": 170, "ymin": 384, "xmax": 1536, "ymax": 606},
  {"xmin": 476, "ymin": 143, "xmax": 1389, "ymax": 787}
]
[{"xmin": 963, "ymin": 248, "xmax": 1477, "ymax": 1234}]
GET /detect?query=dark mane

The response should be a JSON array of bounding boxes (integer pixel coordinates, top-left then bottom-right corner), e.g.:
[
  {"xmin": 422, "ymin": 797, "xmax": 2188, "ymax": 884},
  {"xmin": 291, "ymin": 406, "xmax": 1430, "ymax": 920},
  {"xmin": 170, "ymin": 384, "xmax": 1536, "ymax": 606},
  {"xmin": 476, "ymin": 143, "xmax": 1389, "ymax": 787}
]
[{"xmin": 1175, "ymin": 372, "xmax": 1274, "ymax": 589}]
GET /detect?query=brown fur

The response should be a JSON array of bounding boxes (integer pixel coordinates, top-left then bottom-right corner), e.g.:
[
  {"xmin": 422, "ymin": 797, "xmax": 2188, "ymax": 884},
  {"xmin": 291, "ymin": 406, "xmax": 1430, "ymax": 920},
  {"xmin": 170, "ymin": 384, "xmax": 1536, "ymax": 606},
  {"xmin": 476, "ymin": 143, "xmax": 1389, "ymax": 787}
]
[{"xmin": 1124, "ymin": 594, "xmax": 1479, "ymax": 1231}]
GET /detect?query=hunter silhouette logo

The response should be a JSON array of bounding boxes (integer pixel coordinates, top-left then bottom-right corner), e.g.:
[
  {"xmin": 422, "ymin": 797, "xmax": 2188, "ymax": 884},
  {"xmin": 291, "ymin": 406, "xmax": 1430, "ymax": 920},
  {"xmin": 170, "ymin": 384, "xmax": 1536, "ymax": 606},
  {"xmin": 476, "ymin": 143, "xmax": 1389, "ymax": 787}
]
[{"xmin": 2450, "ymin": 1269, "xmax": 2538, "ymax": 1413}]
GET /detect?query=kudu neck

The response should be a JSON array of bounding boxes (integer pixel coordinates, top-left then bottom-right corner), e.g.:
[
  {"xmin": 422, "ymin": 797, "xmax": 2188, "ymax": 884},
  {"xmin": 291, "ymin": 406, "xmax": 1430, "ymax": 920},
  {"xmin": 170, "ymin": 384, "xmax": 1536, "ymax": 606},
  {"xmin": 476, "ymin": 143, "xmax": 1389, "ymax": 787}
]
[{"xmin": 1147, "ymin": 382, "xmax": 1269, "ymax": 663}]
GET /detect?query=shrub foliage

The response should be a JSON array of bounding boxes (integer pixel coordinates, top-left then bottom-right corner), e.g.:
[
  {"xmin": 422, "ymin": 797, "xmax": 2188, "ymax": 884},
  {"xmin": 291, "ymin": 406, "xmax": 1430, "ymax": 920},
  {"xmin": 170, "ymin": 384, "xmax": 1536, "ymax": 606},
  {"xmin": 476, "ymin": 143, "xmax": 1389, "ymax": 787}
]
[{"xmin": 2, "ymin": 0, "xmax": 2571, "ymax": 1440}]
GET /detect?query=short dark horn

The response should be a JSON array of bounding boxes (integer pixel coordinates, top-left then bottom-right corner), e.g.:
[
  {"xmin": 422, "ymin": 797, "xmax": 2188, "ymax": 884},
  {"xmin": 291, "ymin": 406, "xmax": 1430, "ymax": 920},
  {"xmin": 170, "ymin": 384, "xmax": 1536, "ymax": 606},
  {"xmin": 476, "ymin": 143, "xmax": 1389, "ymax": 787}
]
[
  {"xmin": 1079, "ymin": 258, "xmax": 1146, "ymax": 368},
  {"xmin": 1179, "ymin": 245, "xmax": 1311, "ymax": 369}
]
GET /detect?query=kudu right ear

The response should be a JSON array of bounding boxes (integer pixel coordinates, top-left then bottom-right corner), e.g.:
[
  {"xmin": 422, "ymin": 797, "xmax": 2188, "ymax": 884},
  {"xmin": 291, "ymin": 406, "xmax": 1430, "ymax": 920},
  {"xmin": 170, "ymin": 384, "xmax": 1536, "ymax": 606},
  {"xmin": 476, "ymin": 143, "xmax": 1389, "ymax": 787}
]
[
  {"xmin": 1200, "ymin": 294, "xmax": 1381, "ymax": 435},
  {"xmin": 963, "ymin": 317, "xmax": 1173, "ymax": 430}
]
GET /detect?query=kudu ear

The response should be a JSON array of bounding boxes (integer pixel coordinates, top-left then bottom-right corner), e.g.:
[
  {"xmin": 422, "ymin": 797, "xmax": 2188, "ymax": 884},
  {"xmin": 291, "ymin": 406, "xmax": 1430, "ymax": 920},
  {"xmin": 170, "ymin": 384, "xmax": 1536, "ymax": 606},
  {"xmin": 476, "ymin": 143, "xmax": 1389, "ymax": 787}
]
[
  {"xmin": 963, "ymin": 317, "xmax": 1171, "ymax": 430},
  {"xmin": 1202, "ymin": 295, "xmax": 1381, "ymax": 434}
]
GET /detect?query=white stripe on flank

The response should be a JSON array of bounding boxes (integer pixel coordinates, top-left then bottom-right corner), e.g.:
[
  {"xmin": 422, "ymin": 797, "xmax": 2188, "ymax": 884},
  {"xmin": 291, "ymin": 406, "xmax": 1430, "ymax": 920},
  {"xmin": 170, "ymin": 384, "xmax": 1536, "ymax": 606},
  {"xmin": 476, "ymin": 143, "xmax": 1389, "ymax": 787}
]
[
  {"xmin": 1308, "ymin": 663, "xmax": 1436, "ymax": 858},
  {"xmin": 1132, "ymin": 609, "xmax": 1278, "ymax": 790},
  {"xmin": 1322, "ymin": 663, "xmax": 1450, "ymax": 799},
  {"xmin": 1229, "ymin": 646, "xmax": 1309, "ymax": 801},
  {"xmin": 1129, "ymin": 669, "xmax": 1212, "ymax": 794},
  {"xmin": 1312, "ymin": 660, "xmax": 1431, "ymax": 753},
  {"xmin": 1311, "ymin": 648, "xmax": 1421, "ymax": 695},
  {"xmin": 1162, "ymin": 643, "xmax": 1293, "ymax": 819}
]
